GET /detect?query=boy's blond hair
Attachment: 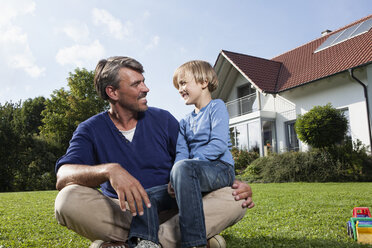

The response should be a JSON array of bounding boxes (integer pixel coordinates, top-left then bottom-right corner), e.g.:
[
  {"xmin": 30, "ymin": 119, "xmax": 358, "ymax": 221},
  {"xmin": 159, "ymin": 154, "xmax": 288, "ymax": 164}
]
[{"xmin": 173, "ymin": 60, "xmax": 218, "ymax": 92}]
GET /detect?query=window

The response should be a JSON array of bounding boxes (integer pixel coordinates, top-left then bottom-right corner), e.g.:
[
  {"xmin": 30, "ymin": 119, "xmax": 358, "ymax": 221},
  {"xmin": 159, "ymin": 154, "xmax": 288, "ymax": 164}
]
[
  {"xmin": 237, "ymin": 84, "xmax": 256, "ymax": 115},
  {"xmin": 230, "ymin": 124, "xmax": 248, "ymax": 150},
  {"xmin": 339, "ymin": 108, "xmax": 351, "ymax": 138},
  {"xmin": 315, "ymin": 18, "xmax": 372, "ymax": 53},
  {"xmin": 237, "ymin": 84, "xmax": 252, "ymax": 98},
  {"xmin": 230, "ymin": 119, "xmax": 260, "ymax": 152},
  {"xmin": 262, "ymin": 120, "xmax": 276, "ymax": 155},
  {"xmin": 285, "ymin": 120, "xmax": 299, "ymax": 151}
]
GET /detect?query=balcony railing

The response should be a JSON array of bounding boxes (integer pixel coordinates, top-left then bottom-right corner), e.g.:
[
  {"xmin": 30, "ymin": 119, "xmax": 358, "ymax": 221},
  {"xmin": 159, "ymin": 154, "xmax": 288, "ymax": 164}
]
[{"xmin": 226, "ymin": 93, "xmax": 258, "ymax": 118}]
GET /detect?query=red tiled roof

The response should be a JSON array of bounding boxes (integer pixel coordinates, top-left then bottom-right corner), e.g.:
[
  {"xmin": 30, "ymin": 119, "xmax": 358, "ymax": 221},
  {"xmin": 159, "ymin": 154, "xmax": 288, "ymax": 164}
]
[
  {"xmin": 221, "ymin": 14, "xmax": 372, "ymax": 93},
  {"xmin": 221, "ymin": 51, "xmax": 282, "ymax": 92}
]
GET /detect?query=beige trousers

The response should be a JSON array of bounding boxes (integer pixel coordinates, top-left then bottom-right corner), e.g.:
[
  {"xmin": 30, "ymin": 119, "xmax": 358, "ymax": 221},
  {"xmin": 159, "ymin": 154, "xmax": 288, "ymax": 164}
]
[{"xmin": 55, "ymin": 184, "xmax": 246, "ymax": 247}]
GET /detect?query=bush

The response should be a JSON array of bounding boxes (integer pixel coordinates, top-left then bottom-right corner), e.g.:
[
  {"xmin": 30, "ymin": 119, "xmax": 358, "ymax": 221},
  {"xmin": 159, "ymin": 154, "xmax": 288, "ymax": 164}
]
[
  {"xmin": 231, "ymin": 147, "xmax": 259, "ymax": 175},
  {"xmin": 240, "ymin": 139, "xmax": 372, "ymax": 182},
  {"xmin": 295, "ymin": 103, "xmax": 348, "ymax": 148}
]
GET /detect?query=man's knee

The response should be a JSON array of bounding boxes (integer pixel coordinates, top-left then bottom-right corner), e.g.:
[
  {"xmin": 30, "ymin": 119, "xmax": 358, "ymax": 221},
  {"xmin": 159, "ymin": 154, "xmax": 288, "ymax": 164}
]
[
  {"xmin": 54, "ymin": 184, "xmax": 131, "ymax": 242},
  {"xmin": 203, "ymin": 187, "xmax": 247, "ymax": 234},
  {"xmin": 55, "ymin": 184, "xmax": 86, "ymax": 225}
]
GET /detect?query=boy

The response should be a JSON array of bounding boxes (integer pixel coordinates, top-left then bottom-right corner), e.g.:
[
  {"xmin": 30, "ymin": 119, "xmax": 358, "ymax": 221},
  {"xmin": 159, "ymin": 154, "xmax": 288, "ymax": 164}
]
[{"xmin": 128, "ymin": 60, "xmax": 235, "ymax": 248}]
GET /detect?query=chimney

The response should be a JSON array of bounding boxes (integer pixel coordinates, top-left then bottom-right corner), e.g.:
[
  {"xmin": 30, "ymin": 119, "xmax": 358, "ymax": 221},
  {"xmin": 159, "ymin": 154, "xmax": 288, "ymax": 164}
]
[{"xmin": 321, "ymin": 29, "xmax": 332, "ymax": 37}]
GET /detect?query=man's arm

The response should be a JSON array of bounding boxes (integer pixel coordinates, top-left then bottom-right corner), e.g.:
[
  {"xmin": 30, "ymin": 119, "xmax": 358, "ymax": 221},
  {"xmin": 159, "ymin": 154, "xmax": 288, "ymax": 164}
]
[
  {"xmin": 231, "ymin": 180, "xmax": 255, "ymax": 209},
  {"xmin": 56, "ymin": 163, "xmax": 110, "ymax": 190},
  {"xmin": 56, "ymin": 163, "xmax": 151, "ymax": 216}
]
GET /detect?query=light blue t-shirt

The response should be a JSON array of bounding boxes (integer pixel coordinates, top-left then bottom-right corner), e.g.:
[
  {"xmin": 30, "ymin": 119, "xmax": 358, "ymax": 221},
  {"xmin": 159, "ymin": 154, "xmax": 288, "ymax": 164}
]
[{"xmin": 175, "ymin": 99, "xmax": 234, "ymax": 166}]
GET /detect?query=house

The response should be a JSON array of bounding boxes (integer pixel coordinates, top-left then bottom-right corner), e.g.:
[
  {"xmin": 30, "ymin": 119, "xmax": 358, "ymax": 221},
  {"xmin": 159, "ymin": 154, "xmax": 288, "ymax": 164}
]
[{"xmin": 213, "ymin": 15, "xmax": 372, "ymax": 156}]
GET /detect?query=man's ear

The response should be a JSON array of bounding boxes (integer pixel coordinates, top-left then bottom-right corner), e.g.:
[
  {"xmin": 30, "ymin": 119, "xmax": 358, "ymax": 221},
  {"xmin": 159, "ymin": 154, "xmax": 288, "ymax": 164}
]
[{"xmin": 105, "ymin": 86, "xmax": 119, "ymax": 101}]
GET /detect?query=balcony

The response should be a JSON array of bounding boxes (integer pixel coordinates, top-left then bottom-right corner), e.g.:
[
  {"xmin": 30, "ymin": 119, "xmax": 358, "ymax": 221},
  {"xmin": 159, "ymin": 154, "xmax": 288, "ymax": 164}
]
[{"xmin": 226, "ymin": 93, "xmax": 258, "ymax": 118}]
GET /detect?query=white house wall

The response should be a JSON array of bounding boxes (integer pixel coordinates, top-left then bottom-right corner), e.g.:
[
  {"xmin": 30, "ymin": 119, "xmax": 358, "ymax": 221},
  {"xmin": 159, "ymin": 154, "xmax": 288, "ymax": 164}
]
[
  {"xmin": 227, "ymin": 73, "xmax": 249, "ymax": 102},
  {"xmin": 279, "ymin": 70, "xmax": 371, "ymax": 150},
  {"xmin": 366, "ymin": 64, "xmax": 372, "ymax": 132},
  {"xmin": 223, "ymin": 63, "xmax": 371, "ymax": 153}
]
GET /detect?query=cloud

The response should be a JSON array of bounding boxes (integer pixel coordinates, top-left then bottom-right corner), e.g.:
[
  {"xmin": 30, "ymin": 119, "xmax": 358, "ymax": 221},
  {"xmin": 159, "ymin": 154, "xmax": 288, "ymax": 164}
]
[
  {"xmin": 145, "ymin": 35, "xmax": 160, "ymax": 50},
  {"xmin": 0, "ymin": 0, "xmax": 35, "ymax": 26},
  {"xmin": 92, "ymin": 8, "xmax": 132, "ymax": 40},
  {"xmin": 0, "ymin": 25, "xmax": 28, "ymax": 44},
  {"xmin": 9, "ymin": 54, "xmax": 45, "ymax": 78},
  {"xmin": 143, "ymin": 10, "xmax": 150, "ymax": 19},
  {"xmin": 56, "ymin": 40, "xmax": 105, "ymax": 68},
  {"xmin": 0, "ymin": 0, "xmax": 45, "ymax": 78},
  {"xmin": 61, "ymin": 23, "xmax": 90, "ymax": 43}
]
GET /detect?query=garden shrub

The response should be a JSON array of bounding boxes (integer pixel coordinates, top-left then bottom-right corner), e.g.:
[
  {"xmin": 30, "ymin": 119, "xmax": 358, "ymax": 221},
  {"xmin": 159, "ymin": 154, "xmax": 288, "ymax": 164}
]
[
  {"xmin": 231, "ymin": 147, "xmax": 259, "ymax": 175},
  {"xmin": 240, "ymin": 139, "xmax": 372, "ymax": 182},
  {"xmin": 295, "ymin": 103, "xmax": 348, "ymax": 148}
]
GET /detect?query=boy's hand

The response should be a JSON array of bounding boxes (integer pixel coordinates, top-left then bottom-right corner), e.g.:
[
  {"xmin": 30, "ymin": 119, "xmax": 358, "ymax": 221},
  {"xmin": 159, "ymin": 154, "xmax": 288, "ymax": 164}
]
[{"xmin": 168, "ymin": 182, "xmax": 175, "ymax": 198}]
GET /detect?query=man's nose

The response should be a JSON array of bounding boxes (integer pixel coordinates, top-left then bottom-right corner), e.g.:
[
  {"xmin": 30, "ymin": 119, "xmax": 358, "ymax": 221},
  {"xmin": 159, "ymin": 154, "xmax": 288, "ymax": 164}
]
[{"xmin": 141, "ymin": 82, "xmax": 150, "ymax": 92}]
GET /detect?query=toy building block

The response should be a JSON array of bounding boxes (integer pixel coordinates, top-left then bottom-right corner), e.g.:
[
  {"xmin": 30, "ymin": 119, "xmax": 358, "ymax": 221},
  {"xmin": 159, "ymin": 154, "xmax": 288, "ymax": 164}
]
[
  {"xmin": 356, "ymin": 221, "xmax": 372, "ymax": 244},
  {"xmin": 349, "ymin": 217, "xmax": 372, "ymax": 241},
  {"xmin": 348, "ymin": 221, "xmax": 354, "ymax": 239},
  {"xmin": 353, "ymin": 207, "xmax": 372, "ymax": 218},
  {"xmin": 358, "ymin": 221, "xmax": 372, "ymax": 227}
]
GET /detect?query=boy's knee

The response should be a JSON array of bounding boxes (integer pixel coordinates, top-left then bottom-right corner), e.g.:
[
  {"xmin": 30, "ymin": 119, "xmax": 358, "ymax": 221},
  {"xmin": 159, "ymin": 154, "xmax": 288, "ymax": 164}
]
[{"xmin": 171, "ymin": 159, "xmax": 193, "ymax": 178}]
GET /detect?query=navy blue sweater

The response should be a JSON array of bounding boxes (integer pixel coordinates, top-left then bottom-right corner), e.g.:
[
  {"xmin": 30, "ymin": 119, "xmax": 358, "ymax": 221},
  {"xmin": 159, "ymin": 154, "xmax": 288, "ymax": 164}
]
[{"xmin": 56, "ymin": 107, "xmax": 179, "ymax": 198}]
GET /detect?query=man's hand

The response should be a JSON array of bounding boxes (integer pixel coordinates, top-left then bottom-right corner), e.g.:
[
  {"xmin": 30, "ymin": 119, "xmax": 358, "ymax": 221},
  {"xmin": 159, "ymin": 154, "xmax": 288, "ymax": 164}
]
[
  {"xmin": 231, "ymin": 180, "xmax": 255, "ymax": 209},
  {"xmin": 167, "ymin": 182, "xmax": 175, "ymax": 198},
  {"xmin": 107, "ymin": 163, "xmax": 151, "ymax": 216}
]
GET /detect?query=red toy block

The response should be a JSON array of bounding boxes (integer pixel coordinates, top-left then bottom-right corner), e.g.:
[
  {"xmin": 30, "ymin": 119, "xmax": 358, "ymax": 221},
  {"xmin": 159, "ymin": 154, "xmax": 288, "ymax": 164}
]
[{"xmin": 353, "ymin": 207, "xmax": 372, "ymax": 218}]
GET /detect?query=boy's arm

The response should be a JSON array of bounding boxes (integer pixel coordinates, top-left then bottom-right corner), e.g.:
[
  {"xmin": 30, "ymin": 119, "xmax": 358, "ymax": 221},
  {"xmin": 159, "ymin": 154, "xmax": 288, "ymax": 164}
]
[
  {"xmin": 193, "ymin": 100, "xmax": 230, "ymax": 160},
  {"xmin": 174, "ymin": 119, "xmax": 190, "ymax": 163}
]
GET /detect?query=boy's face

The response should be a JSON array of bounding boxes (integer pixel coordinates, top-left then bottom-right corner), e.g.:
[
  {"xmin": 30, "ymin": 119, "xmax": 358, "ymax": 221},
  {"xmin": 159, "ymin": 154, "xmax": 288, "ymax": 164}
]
[{"xmin": 177, "ymin": 71, "xmax": 205, "ymax": 106}]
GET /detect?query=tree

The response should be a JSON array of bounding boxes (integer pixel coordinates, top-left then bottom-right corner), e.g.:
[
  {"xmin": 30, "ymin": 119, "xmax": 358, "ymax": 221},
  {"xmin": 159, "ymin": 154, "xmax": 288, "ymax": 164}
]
[
  {"xmin": 10, "ymin": 97, "xmax": 54, "ymax": 191},
  {"xmin": 40, "ymin": 68, "xmax": 108, "ymax": 154},
  {"xmin": 0, "ymin": 68, "xmax": 109, "ymax": 191},
  {"xmin": 0, "ymin": 98, "xmax": 58, "ymax": 191},
  {"xmin": 0, "ymin": 102, "xmax": 21, "ymax": 191},
  {"xmin": 12, "ymin": 96, "xmax": 46, "ymax": 136},
  {"xmin": 295, "ymin": 103, "xmax": 348, "ymax": 148}
]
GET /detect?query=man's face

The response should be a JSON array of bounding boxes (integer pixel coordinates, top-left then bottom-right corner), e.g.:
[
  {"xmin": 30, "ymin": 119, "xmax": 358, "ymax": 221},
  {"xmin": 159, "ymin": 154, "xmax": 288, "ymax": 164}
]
[{"xmin": 115, "ymin": 67, "xmax": 150, "ymax": 112}]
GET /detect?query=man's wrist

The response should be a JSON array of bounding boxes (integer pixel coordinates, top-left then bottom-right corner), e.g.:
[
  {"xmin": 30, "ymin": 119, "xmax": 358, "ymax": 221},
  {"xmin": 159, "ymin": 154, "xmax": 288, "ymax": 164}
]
[{"xmin": 101, "ymin": 163, "xmax": 120, "ymax": 180}]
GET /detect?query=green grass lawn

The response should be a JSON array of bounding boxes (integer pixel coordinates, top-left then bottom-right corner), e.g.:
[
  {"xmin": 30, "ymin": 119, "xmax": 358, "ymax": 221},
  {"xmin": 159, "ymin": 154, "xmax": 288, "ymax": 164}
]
[
  {"xmin": 0, "ymin": 183, "xmax": 372, "ymax": 247},
  {"xmin": 223, "ymin": 182, "xmax": 372, "ymax": 248}
]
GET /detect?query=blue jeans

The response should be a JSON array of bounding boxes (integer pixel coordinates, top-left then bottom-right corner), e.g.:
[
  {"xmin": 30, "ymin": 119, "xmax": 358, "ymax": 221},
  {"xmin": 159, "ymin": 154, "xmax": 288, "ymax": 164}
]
[
  {"xmin": 129, "ymin": 159, "xmax": 234, "ymax": 248},
  {"xmin": 128, "ymin": 184, "xmax": 177, "ymax": 247}
]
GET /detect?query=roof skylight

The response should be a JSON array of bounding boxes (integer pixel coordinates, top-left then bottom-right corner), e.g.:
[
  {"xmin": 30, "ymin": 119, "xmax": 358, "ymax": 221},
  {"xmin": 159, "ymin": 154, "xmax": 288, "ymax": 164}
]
[{"xmin": 315, "ymin": 18, "xmax": 372, "ymax": 53}]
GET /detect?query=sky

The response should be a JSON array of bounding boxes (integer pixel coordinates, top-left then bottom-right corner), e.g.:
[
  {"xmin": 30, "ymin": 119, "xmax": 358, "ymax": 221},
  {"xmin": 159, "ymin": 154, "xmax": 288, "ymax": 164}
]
[{"xmin": 0, "ymin": 0, "xmax": 371, "ymax": 120}]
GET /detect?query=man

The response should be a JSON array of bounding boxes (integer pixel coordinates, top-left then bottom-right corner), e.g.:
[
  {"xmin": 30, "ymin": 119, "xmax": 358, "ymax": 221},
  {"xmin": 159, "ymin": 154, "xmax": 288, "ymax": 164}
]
[{"xmin": 54, "ymin": 56, "xmax": 255, "ymax": 248}]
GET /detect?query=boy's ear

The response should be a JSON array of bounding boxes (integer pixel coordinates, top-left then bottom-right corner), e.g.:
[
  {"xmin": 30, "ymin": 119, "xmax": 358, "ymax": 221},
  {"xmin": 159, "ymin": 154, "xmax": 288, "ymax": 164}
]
[{"xmin": 201, "ymin": 79, "xmax": 209, "ymax": 89}]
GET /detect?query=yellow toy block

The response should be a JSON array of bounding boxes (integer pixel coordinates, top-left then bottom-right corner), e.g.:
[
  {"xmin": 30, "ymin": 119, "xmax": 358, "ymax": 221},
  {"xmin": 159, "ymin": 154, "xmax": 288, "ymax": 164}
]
[{"xmin": 356, "ymin": 222, "xmax": 372, "ymax": 244}]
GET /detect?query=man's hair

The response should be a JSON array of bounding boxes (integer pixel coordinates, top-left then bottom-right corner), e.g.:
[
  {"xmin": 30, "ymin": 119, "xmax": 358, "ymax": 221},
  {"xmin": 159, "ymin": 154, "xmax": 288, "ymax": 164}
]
[
  {"xmin": 173, "ymin": 60, "xmax": 218, "ymax": 92},
  {"xmin": 94, "ymin": 56, "xmax": 144, "ymax": 100}
]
